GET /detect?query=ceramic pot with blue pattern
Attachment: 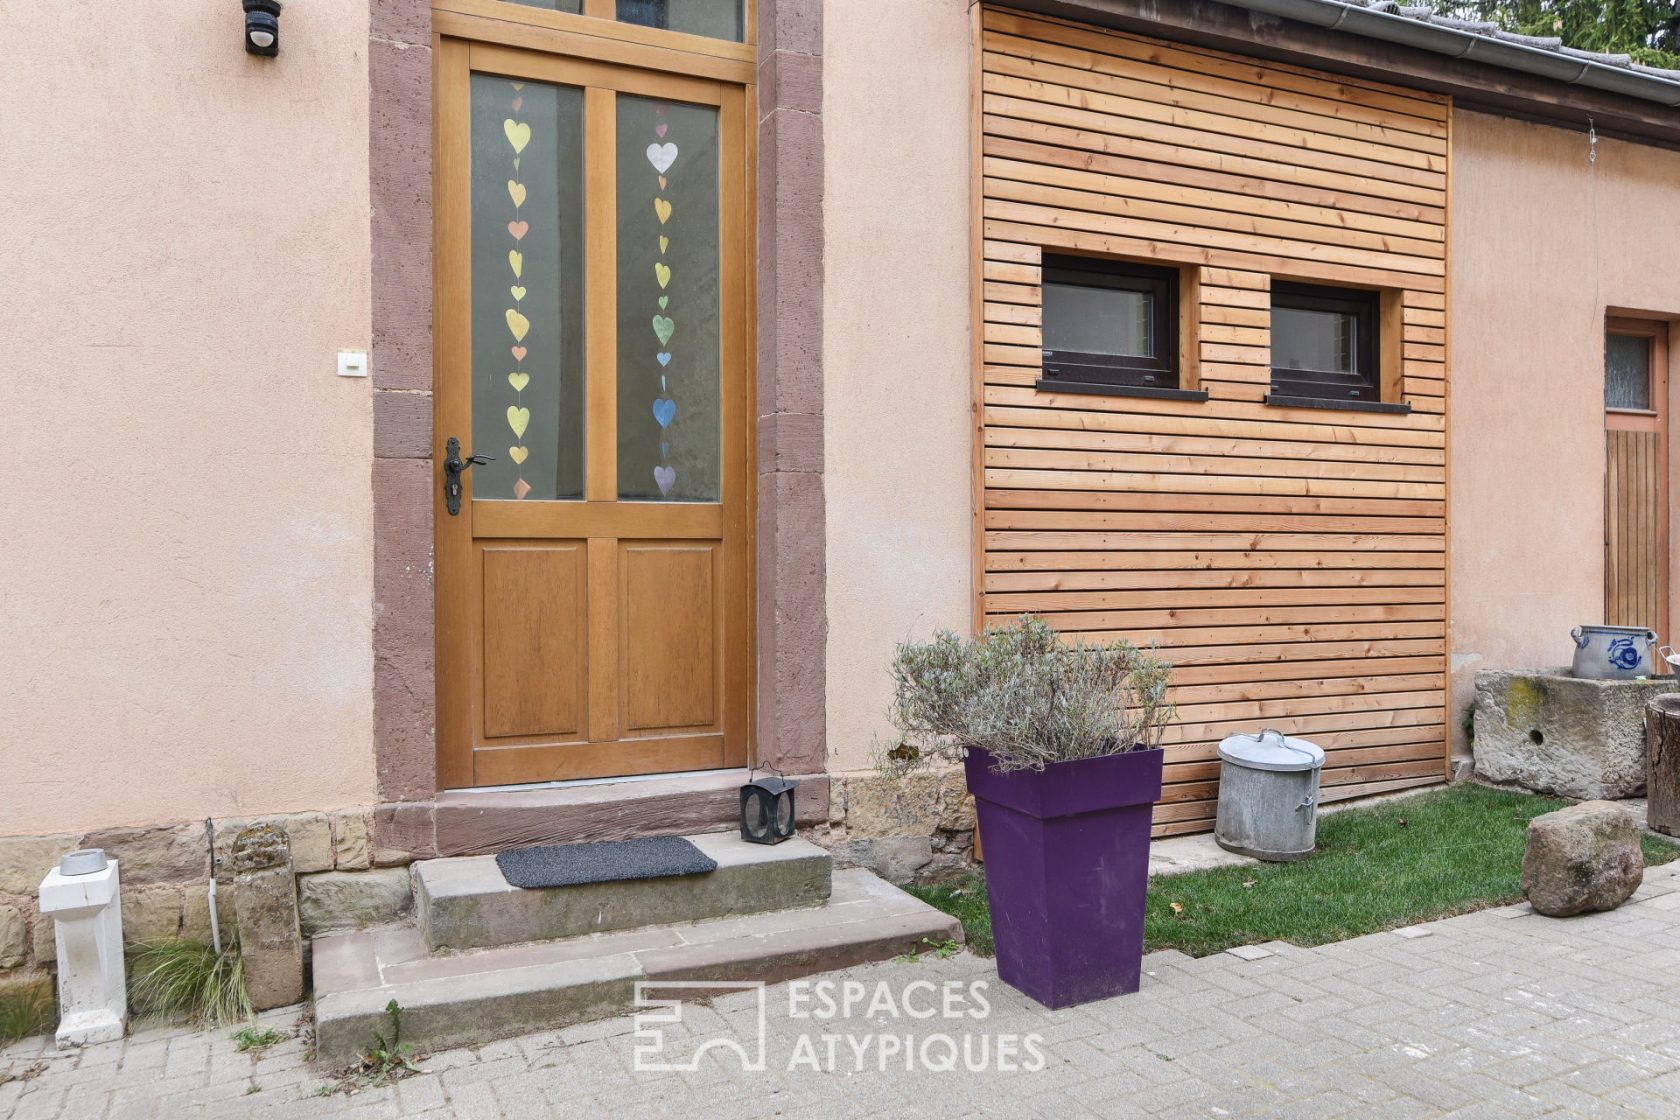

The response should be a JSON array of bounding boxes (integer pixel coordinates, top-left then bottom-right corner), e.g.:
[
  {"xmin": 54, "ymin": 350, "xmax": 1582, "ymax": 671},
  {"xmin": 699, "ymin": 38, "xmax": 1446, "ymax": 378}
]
[{"xmin": 1571, "ymin": 624, "xmax": 1662, "ymax": 679}]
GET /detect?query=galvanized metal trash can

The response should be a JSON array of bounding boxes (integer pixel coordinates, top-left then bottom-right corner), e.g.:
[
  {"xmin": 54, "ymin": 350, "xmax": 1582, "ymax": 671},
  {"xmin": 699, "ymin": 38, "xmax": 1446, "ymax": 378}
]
[{"xmin": 1214, "ymin": 729, "xmax": 1326, "ymax": 862}]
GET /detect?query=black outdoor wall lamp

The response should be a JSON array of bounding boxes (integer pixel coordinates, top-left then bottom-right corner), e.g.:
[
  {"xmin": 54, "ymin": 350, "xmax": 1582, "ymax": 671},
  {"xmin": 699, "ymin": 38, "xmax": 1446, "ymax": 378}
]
[{"xmin": 243, "ymin": 0, "xmax": 283, "ymax": 56}]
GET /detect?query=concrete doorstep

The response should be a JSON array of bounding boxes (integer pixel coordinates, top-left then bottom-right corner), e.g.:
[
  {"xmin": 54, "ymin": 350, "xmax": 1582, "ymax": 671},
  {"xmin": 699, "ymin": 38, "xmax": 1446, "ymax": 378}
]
[
  {"xmin": 313, "ymin": 867, "xmax": 961, "ymax": 1068},
  {"xmin": 416, "ymin": 833, "xmax": 833, "ymax": 951}
]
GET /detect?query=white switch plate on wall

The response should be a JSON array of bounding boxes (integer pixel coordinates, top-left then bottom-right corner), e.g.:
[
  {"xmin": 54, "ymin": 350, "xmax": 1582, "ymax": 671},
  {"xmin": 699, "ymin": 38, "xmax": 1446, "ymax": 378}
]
[{"xmin": 337, "ymin": 350, "xmax": 370, "ymax": 378}]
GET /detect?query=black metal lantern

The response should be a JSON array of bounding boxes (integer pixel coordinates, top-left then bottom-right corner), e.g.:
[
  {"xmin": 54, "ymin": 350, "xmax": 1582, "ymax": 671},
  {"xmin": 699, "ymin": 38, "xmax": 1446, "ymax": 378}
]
[
  {"xmin": 243, "ymin": 0, "xmax": 283, "ymax": 56},
  {"xmin": 739, "ymin": 774, "xmax": 798, "ymax": 844}
]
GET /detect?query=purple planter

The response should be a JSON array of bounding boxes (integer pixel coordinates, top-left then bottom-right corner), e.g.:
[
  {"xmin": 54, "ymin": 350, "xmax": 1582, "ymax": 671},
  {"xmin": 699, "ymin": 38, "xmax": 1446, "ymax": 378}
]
[{"xmin": 965, "ymin": 745, "xmax": 1163, "ymax": 1009}]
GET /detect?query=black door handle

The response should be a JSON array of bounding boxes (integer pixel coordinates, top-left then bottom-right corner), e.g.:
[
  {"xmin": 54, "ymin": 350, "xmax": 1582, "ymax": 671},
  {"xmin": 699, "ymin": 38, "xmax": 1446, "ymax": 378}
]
[{"xmin": 444, "ymin": 437, "xmax": 495, "ymax": 516}]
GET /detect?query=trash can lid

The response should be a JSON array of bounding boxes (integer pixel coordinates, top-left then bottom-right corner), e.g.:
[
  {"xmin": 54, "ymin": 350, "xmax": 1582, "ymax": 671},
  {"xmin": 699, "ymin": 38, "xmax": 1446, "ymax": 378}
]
[{"xmin": 1218, "ymin": 728, "xmax": 1325, "ymax": 772}]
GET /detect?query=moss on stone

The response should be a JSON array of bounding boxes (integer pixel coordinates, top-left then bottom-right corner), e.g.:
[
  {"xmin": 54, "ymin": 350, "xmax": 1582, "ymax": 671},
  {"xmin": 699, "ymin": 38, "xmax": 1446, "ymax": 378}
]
[{"xmin": 1506, "ymin": 675, "xmax": 1547, "ymax": 727}]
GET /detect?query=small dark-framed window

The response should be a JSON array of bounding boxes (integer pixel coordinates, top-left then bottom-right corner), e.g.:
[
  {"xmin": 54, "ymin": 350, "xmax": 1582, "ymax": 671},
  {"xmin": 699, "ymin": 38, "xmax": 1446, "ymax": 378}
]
[
  {"xmin": 1268, "ymin": 281, "xmax": 1395, "ymax": 411},
  {"xmin": 1039, "ymin": 255, "xmax": 1191, "ymax": 398},
  {"xmin": 1605, "ymin": 319, "xmax": 1664, "ymax": 413}
]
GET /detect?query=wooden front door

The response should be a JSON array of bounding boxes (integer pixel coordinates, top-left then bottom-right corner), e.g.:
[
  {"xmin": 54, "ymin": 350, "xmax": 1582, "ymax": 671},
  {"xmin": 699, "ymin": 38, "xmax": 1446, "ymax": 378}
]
[
  {"xmin": 1604, "ymin": 317, "xmax": 1670, "ymax": 637},
  {"xmin": 435, "ymin": 39, "xmax": 752, "ymax": 788}
]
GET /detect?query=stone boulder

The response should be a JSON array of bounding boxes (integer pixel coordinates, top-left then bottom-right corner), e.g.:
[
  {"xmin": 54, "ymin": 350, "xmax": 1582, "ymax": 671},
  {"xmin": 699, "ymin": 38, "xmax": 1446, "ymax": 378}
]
[{"xmin": 1521, "ymin": 801, "xmax": 1644, "ymax": 917}]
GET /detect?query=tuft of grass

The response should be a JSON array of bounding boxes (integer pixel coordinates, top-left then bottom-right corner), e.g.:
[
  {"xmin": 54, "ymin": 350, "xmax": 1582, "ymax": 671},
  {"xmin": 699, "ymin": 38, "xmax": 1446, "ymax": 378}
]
[
  {"xmin": 0, "ymin": 978, "xmax": 56, "ymax": 1046},
  {"xmin": 905, "ymin": 876, "xmax": 993, "ymax": 956},
  {"xmin": 894, "ymin": 937, "xmax": 964, "ymax": 963},
  {"xmin": 911, "ymin": 784, "xmax": 1680, "ymax": 960},
  {"xmin": 128, "ymin": 938, "xmax": 253, "ymax": 1027},
  {"xmin": 234, "ymin": 1025, "xmax": 282, "ymax": 1052}
]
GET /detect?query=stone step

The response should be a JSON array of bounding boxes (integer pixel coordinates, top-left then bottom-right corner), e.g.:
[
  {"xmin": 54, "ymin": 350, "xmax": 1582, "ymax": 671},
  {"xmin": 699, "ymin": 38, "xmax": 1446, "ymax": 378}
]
[
  {"xmin": 312, "ymin": 868, "xmax": 963, "ymax": 1068},
  {"xmin": 414, "ymin": 833, "xmax": 832, "ymax": 952}
]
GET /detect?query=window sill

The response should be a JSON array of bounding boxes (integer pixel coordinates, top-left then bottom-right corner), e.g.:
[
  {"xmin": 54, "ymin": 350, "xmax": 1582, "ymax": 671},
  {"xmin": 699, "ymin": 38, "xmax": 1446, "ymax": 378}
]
[
  {"xmin": 1264, "ymin": 393, "xmax": 1412, "ymax": 416},
  {"xmin": 1035, "ymin": 379, "xmax": 1209, "ymax": 403}
]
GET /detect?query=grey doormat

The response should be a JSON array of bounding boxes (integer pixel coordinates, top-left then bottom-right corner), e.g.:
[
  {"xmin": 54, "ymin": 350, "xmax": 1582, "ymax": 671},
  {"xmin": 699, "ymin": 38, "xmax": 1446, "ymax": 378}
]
[{"xmin": 495, "ymin": 836, "xmax": 719, "ymax": 890}]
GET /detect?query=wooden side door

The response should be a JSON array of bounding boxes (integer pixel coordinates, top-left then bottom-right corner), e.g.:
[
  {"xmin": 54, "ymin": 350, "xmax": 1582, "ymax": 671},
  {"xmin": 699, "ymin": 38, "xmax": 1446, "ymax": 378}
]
[
  {"xmin": 1604, "ymin": 317, "xmax": 1669, "ymax": 637},
  {"xmin": 435, "ymin": 40, "xmax": 752, "ymax": 787}
]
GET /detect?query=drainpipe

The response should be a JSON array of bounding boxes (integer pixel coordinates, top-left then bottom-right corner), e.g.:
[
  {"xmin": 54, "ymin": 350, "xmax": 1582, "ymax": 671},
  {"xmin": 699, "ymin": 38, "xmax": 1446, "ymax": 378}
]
[{"xmin": 205, "ymin": 818, "xmax": 222, "ymax": 955}]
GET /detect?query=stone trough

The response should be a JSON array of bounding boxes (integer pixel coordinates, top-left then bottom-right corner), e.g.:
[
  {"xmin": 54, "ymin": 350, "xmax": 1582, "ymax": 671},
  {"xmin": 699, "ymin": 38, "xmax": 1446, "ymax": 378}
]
[{"xmin": 1472, "ymin": 669, "xmax": 1677, "ymax": 800}]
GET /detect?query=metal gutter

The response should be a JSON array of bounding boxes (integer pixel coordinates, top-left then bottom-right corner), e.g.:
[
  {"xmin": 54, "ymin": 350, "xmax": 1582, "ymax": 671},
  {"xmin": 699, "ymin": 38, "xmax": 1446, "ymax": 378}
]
[{"xmin": 1217, "ymin": 0, "xmax": 1680, "ymax": 107}]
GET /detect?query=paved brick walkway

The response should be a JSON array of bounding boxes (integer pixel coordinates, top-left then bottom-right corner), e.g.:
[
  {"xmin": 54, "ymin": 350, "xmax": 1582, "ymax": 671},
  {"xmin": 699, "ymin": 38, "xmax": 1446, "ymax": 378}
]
[{"xmin": 5, "ymin": 863, "xmax": 1680, "ymax": 1119}]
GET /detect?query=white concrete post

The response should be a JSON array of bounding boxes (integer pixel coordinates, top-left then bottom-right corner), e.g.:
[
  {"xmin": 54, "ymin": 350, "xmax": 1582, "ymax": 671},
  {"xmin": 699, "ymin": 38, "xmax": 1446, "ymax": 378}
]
[{"xmin": 38, "ymin": 852, "xmax": 127, "ymax": 1047}]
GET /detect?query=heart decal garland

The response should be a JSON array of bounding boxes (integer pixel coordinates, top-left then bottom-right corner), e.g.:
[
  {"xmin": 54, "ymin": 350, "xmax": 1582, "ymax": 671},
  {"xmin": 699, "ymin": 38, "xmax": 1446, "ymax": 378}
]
[
  {"xmin": 646, "ymin": 142, "xmax": 679, "ymax": 175},
  {"xmin": 649, "ymin": 106, "xmax": 680, "ymax": 498},
  {"xmin": 504, "ymin": 84, "xmax": 533, "ymax": 499},
  {"xmin": 505, "ymin": 308, "xmax": 530, "ymax": 343},
  {"xmin": 480, "ymin": 93, "xmax": 685, "ymax": 501}
]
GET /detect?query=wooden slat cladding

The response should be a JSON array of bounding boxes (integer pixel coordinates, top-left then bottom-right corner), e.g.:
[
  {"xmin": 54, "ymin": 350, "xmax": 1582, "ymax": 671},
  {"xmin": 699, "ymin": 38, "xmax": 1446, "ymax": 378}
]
[
  {"xmin": 1605, "ymin": 429, "xmax": 1666, "ymax": 633},
  {"xmin": 975, "ymin": 8, "xmax": 1451, "ymax": 835}
]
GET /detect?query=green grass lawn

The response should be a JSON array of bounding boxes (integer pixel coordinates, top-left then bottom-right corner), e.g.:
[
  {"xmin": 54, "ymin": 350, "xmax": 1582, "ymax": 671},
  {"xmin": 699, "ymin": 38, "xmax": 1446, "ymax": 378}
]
[{"xmin": 908, "ymin": 783, "xmax": 1680, "ymax": 959}]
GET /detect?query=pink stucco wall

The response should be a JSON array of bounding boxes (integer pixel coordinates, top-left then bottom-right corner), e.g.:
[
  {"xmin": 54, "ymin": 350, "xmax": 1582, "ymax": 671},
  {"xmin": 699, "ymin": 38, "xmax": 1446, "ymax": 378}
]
[
  {"xmin": 822, "ymin": 0, "xmax": 975, "ymax": 772},
  {"xmin": 7, "ymin": 4, "xmax": 1680, "ymax": 831},
  {"xmin": 1449, "ymin": 109, "xmax": 1680, "ymax": 751},
  {"xmin": 0, "ymin": 4, "xmax": 376, "ymax": 834}
]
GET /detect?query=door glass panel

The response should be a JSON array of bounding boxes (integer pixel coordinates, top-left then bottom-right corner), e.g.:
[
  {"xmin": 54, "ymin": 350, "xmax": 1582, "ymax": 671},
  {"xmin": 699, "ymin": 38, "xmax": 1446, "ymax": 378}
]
[
  {"xmin": 470, "ymin": 74, "xmax": 586, "ymax": 502},
  {"xmin": 617, "ymin": 95, "xmax": 721, "ymax": 502},
  {"xmin": 1606, "ymin": 333, "xmax": 1653, "ymax": 411},
  {"xmin": 618, "ymin": 0, "xmax": 743, "ymax": 41}
]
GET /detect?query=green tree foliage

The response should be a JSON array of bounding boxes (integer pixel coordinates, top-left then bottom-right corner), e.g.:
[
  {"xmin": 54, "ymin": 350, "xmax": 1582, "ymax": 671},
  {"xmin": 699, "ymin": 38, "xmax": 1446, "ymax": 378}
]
[{"xmin": 1434, "ymin": 0, "xmax": 1680, "ymax": 69}]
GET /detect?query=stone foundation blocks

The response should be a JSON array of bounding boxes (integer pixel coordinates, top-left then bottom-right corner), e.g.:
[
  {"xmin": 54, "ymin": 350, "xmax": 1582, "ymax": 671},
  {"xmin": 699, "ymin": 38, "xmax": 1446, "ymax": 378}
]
[
  {"xmin": 0, "ymin": 835, "xmax": 81, "ymax": 897},
  {"xmin": 814, "ymin": 769, "xmax": 976, "ymax": 884},
  {"xmin": 298, "ymin": 867, "xmax": 413, "ymax": 936},
  {"xmin": 0, "ymin": 903, "xmax": 24, "ymax": 969},
  {"xmin": 330, "ymin": 810, "xmax": 373, "ymax": 870}
]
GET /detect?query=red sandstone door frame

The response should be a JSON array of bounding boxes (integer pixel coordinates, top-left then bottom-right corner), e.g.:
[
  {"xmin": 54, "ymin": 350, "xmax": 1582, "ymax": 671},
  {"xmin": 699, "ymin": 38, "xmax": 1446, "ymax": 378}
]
[{"xmin": 366, "ymin": 1, "xmax": 827, "ymax": 821}]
